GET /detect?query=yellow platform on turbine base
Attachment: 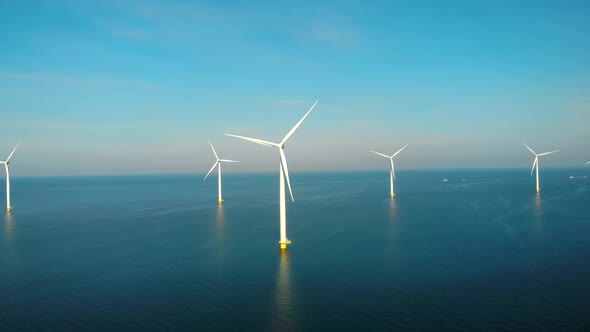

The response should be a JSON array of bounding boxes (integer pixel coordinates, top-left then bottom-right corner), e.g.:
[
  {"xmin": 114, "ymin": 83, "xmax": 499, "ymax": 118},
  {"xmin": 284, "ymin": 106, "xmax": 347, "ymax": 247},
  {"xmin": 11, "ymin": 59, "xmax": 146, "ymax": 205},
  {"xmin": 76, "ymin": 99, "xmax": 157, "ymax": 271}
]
[
  {"xmin": 536, "ymin": 189, "xmax": 540, "ymax": 193},
  {"xmin": 218, "ymin": 200, "xmax": 223, "ymax": 204},
  {"xmin": 7, "ymin": 207, "xmax": 11, "ymax": 212},
  {"xmin": 279, "ymin": 239, "xmax": 292, "ymax": 250},
  {"xmin": 390, "ymin": 194, "xmax": 395, "ymax": 198}
]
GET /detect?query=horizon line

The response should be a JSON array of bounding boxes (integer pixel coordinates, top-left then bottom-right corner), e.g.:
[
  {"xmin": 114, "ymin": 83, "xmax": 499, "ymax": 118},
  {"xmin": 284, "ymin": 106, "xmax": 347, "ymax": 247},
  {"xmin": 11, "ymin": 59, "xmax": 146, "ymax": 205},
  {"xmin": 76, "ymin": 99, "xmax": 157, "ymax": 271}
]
[{"xmin": 8, "ymin": 166, "xmax": 590, "ymax": 178}]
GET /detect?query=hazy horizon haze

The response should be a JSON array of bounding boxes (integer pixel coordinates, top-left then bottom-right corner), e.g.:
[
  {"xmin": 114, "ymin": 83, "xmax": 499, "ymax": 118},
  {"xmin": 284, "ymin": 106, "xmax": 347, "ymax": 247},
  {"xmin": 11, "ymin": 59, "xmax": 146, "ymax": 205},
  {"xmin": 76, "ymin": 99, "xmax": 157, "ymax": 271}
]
[{"xmin": 1, "ymin": 0, "xmax": 589, "ymax": 176}]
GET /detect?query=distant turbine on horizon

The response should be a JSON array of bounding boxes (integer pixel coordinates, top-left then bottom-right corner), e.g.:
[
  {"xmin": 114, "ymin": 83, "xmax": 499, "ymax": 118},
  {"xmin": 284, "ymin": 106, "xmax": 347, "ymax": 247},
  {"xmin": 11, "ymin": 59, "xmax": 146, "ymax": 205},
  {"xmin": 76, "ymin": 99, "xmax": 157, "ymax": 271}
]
[
  {"xmin": 586, "ymin": 161, "xmax": 590, "ymax": 165},
  {"xmin": 522, "ymin": 141, "xmax": 559, "ymax": 193},
  {"xmin": 370, "ymin": 144, "xmax": 408, "ymax": 198},
  {"xmin": 204, "ymin": 140, "xmax": 239, "ymax": 204},
  {"xmin": 0, "ymin": 143, "xmax": 19, "ymax": 212},
  {"xmin": 226, "ymin": 100, "xmax": 318, "ymax": 250}
]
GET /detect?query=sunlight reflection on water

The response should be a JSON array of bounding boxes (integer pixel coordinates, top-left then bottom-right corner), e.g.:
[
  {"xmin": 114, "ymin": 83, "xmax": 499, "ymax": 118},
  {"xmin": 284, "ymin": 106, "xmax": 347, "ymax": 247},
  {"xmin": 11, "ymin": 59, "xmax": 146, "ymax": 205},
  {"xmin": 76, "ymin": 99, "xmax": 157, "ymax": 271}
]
[{"xmin": 271, "ymin": 250, "xmax": 298, "ymax": 331}]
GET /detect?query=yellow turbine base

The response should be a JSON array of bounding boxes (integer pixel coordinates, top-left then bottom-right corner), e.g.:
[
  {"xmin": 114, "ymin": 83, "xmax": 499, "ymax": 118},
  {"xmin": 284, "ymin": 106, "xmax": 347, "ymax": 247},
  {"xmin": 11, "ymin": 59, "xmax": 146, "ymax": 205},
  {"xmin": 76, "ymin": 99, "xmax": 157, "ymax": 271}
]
[
  {"xmin": 536, "ymin": 189, "xmax": 540, "ymax": 193},
  {"xmin": 218, "ymin": 200, "xmax": 223, "ymax": 204},
  {"xmin": 390, "ymin": 194, "xmax": 395, "ymax": 198},
  {"xmin": 7, "ymin": 207, "xmax": 11, "ymax": 212},
  {"xmin": 279, "ymin": 239, "xmax": 292, "ymax": 250}
]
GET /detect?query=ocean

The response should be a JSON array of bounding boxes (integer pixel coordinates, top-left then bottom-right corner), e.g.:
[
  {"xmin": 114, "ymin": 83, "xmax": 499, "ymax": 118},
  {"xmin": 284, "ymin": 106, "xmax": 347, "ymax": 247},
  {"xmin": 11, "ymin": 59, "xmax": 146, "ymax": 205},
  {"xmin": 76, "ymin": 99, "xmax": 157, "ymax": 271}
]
[{"xmin": 1, "ymin": 169, "xmax": 590, "ymax": 331}]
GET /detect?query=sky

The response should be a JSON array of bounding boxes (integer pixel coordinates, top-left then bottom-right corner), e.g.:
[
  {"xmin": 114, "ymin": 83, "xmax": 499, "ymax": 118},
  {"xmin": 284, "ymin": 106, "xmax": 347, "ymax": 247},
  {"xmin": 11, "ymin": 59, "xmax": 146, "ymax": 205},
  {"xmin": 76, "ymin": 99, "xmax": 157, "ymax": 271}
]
[{"xmin": 0, "ymin": 0, "xmax": 589, "ymax": 176}]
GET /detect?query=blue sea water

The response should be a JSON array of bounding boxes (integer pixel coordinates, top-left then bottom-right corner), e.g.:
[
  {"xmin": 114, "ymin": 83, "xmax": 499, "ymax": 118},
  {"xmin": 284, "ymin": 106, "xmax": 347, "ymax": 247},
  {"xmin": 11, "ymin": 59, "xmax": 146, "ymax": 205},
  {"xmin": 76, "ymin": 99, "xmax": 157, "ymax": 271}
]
[{"xmin": 1, "ymin": 169, "xmax": 590, "ymax": 331}]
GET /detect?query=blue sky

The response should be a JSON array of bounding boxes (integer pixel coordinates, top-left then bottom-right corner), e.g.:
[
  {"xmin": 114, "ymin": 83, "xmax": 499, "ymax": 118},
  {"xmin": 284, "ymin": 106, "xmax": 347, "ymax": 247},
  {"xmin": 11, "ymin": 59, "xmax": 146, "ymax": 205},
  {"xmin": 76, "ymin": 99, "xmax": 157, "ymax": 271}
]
[{"xmin": 1, "ymin": 0, "xmax": 589, "ymax": 176}]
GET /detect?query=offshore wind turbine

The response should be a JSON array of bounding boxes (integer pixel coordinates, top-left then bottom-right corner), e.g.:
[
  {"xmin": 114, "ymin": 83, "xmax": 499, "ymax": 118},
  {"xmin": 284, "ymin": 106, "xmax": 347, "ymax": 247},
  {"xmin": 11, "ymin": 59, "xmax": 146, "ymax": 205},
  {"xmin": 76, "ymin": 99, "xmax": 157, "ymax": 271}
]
[
  {"xmin": 226, "ymin": 100, "xmax": 318, "ymax": 250},
  {"xmin": 522, "ymin": 142, "xmax": 559, "ymax": 193},
  {"xmin": 204, "ymin": 140, "xmax": 239, "ymax": 204},
  {"xmin": 0, "ymin": 143, "xmax": 19, "ymax": 212},
  {"xmin": 370, "ymin": 144, "xmax": 408, "ymax": 198}
]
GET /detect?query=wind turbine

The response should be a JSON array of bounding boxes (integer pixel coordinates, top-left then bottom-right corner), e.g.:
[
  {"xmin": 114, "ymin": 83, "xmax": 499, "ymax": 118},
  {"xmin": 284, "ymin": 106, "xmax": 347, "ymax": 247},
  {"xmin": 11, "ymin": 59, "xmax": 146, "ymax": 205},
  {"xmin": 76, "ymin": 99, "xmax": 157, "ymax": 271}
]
[
  {"xmin": 370, "ymin": 144, "xmax": 408, "ymax": 198},
  {"xmin": 522, "ymin": 142, "xmax": 559, "ymax": 193},
  {"xmin": 226, "ymin": 100, "xmax": 318, "ymax": 250},
  {"xmin": 1, "ymin": 143, "xmax": 19, "ymax": 212},
  {"xmin": 204, "ymin": 140, "xmax": 239, "ymax": 204}
]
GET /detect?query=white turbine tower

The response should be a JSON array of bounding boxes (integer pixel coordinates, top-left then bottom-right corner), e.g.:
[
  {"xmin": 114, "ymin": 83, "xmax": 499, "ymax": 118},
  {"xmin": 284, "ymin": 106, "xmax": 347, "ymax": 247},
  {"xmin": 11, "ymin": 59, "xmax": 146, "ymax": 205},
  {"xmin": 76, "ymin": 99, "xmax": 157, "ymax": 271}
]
[
  {"xmin": 370, "ymin": 144, "xmax": 408, "ymax": 198},
  {"xmin": 226, "ymin": 100, "xmax": 318, "ymax": 250},
  {"xmin": 1, "ymin": 143, "xmax": 19, "ymax": 212},
  {"xmin": 204, "ymin": 140, "xmax": 239, "ymax": 204},
  {"xmin": 522, "ymin": 142, "xmax": 559, "ymax": 193}
]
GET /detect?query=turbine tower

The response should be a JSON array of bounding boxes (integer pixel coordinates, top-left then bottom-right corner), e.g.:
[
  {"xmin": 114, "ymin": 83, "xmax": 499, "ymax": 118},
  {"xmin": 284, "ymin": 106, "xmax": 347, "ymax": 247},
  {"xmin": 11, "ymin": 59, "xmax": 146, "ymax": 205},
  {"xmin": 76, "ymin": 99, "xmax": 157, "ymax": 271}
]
[
  {"xmin": 204, "ymin": 140, "xmax": 239, "ymax": 204},
  {"xmin": 522, "ymin": 142, "xmax": 559, "ymax": 193},
  {"xmin": 370, "ymin": 144, "xmax": 408, "ymax": 198},
  {"xmin": 226, "ymin": 100, "xmax": 318, "ymax": 250},
  {"xmin": 0, "ymin": 143, "xmax": 19, "ymax": 212}
]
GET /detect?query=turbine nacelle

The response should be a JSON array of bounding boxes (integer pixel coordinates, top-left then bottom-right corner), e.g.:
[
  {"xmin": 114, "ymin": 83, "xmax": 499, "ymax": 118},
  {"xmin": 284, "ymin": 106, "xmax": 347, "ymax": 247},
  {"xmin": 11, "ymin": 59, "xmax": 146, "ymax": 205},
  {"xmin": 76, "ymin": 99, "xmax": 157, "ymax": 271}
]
[
  {"xmin": 370, "ymin": 144, "xmax": 408, "ymax": 160},
  {"xmin": 522, "ymin": 142, "xmax": 559, "ymax": 176},
  {"xmin": 1, "ymin": 143, "xmax": 19, "ymax": 165},
  {"xmin": 204, "ymin": 140, "xmax": 239, "ymax": 181},
  {"xmin": 1, "ymin": 143, "xmax": 18, "ymax": 212},
  {"xmin": 370, "ymin": 144, "xmax": 408, "ymax": 180},
  {"xmin": 225, "ymin": 100, "xmax": 319, "ymax": 202},
  {"xmin": 522, "ymin": 141, "xmax": 559, "ymax": 157}
]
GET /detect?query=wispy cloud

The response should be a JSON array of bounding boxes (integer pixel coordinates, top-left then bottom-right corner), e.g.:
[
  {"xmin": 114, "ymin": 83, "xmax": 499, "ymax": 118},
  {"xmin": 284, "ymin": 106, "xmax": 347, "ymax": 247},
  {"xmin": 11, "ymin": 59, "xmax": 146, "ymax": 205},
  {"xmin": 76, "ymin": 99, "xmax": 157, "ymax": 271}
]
[
  {"xmin": 0, "ymin": 72, "xmax": 161, "ymax": 90},
  {"xmin": 223, "ymin": 126, "xmax": 260, "ymax": 134},
  {"xmin": 305, "ymin": 21, "xmax": 361, "ymax": 48},
  {"xmin": 87, "ymin": 1, "xmax": 364, "ymax": 49},
  {"xmin": 256, "ymin": 98, "xmax": 311, "ymax": 108},
  {"xmin": 109, "ymin": 28, "xmax": 149, "ymax": 39},
  {"xmin": 0, "ymin": 120, "xmax": 155, "ymax": 132}
]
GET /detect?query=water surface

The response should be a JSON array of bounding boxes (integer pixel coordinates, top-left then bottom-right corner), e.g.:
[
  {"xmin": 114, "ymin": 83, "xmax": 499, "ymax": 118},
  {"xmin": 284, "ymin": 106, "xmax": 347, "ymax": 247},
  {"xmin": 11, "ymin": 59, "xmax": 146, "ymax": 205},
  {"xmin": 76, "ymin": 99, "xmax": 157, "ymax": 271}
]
[{"xmin": 2, "ymin": 169, "xmax": 590, "ymax": 330}]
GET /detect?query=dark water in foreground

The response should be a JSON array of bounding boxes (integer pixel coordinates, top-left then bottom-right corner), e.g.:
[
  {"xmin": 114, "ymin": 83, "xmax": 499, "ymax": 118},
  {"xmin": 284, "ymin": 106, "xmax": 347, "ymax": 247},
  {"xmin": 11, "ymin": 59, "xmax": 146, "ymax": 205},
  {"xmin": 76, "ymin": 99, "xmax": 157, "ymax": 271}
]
[{"xmin": 1, "ymin": 169, "xmax": 590, "ymax": 331}]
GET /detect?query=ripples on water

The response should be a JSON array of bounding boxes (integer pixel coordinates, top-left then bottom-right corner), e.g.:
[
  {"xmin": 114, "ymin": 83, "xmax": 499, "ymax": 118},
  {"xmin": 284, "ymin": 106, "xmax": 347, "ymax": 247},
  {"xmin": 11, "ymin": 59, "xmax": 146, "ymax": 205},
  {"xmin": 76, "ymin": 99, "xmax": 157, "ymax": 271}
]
[{"xmin": 1, "ymin": 170, "xmax": 590, "ymax": 330}]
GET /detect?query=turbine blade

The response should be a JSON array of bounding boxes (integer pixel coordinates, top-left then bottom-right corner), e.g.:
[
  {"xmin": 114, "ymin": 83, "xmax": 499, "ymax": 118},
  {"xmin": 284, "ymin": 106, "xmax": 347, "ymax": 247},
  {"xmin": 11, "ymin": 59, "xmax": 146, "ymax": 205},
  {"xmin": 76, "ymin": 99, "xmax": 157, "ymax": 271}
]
[
  {"xmin": 538, "ymin": 150, "xmax": 559, "ymax": 156},
  {"xmin": 6, "ymin": 143, "xmax": 19, "ymax": 162},
  {"xmin": 280, "ymin": 100, "xmax": 319, "ymax": 145},
  {"xmin": 392, "ymin": 144, "xmax": 408, "ymax": 158},
  {"xmin": 204, "ymin": 161, "xmax": 218, "ymax": 181},
  {"xmin": 586, "ymin": 161, "xmax": 590, "ymax": 165},
  {"xmin": 530, "ymin": 157, "xmax": 537, "ymax": 176},
  {"xmin": 279, "ymin": 149, "xmax": 294, "ymax": 202},
  {"xmin": 225, "ymin": 134, "xmax": 279, "ymax": 147},
  {"xmin": 390, "ymin": 159, "xmax": 396, "ymax": 180},
  {"xmin": 521, "ymin": 141, "xmax": 537, "ymax": 156},
  {"xmin": 208, "ymin": 140, "xmax": 219, "ymax": 160},
  {"xmin": 370, "ymin": 150, "xmax": 390, "ymax": 158},
  {"xmin": 219, "ymin": 159, "xmax": 240, "ymax": 163}
]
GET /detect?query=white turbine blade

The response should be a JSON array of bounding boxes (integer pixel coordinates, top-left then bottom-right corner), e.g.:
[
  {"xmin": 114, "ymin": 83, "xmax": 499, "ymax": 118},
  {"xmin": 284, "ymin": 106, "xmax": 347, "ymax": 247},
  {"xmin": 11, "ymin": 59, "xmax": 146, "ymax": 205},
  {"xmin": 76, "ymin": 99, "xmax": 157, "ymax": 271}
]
[
  {"xmin": 6, "ymin": 143, "xmax": 19, "ymax": 162},
  {"xmin": 225, "ymin": 134, "xmax": 279, "ymax": 147},
  {"xmin": 370, "ymin": 150, "xmax": 390, "ymax": 159},
  {"xmin": 279, "ymin": 149, "xmax": 294, "ymax": 202},
  {"xmin": 219, "ymin": 159, "xmax": 240, "ymax": 163},
  {"xmin": 530, "ymin": 157, "xmax": 537, "ymax": 176},
  {"xmin": 204, "ymin": 161, "xmax": 218, "ymax": 181},
  {"xmin": 538, "ymin": 150, "xmax": 559, "ymax": 156},
  {"xmin": 208, "ymin": 140, "xmax": 219, "ymax": 160},
  {"xmin": 521, "ymin": 141, "xmax": 537, "ymax": 156},
  {"xmin": 390, "ymin": 159, "xmax": 396, "ymax": 180},
  {"xmin": 280, "ymin": 100, "xmax": 319, "ymax": 145},
  {"xmin": 392, "ymin": 144, "xmax": 408, "ymax": 158}
]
